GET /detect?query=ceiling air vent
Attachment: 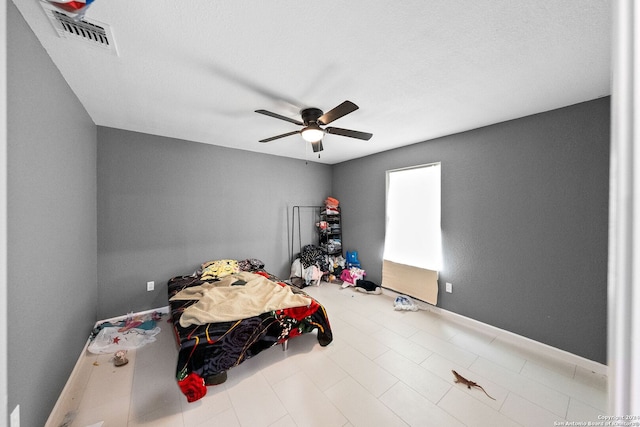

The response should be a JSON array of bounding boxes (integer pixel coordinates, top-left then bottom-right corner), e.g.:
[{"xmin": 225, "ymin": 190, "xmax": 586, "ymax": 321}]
[{"xmin": 41, "ymin": 2, "xmax": 118, "ymax": 55}]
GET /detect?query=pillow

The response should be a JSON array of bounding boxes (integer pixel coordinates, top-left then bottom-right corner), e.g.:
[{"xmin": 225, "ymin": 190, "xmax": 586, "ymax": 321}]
[{"xmin": 201, "ymin": 259, "xmax": 239, "ymax": 280}]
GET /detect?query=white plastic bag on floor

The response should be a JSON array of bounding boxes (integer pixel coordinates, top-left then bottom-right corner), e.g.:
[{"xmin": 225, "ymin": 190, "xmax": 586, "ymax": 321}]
[
  {"xmin": 87, "ymin": 326, "xmax": 161, "ymax": 354},
  {"xmin": 393, "ymin": 295, "xmax": 419, "ymax": 311}
]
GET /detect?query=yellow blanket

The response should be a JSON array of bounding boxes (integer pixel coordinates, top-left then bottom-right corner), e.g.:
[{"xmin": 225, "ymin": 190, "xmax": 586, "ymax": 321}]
[{"xmin": 170, "ymin": 271, "xmax": 312, "ymax": 327}]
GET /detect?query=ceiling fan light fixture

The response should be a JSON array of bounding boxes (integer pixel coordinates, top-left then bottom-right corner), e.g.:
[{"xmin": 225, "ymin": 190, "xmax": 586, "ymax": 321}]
[{"xmin": 301, "ymin": 124, "xmax": 324, "ymax": 142}]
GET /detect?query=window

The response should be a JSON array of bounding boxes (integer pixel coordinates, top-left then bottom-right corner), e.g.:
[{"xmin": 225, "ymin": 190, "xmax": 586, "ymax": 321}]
[{"xmin": 383, "ymin": 163, "xmax": 442, "ymax": 271}]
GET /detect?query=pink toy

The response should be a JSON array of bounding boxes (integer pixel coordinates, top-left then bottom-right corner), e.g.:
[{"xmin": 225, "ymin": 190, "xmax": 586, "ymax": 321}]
[{"xmin": 340, "ymin": 267, "xmax": 366, "ymax": 285}]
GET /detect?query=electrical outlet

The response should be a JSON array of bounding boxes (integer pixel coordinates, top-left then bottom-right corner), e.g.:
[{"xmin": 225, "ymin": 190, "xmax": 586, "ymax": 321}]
[
  {"xmin": 10, "ymin": 404, "xmax": 19, "ymax": 427},
  {"xmin": 146, "ymin": 281, "xmax": 154, "ymax": 291},
  {"xmin": 445, "ymin": 282, "xmax": 453, "ymax": 293}
]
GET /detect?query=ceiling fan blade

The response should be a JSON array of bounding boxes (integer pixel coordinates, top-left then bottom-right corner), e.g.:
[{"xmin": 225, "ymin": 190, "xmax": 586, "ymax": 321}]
[
  {"xmin": 311, "ymin": 140, "xmax": 324, "ymax": 153},
  {"xmin": 318, "ymin": 101, "xmax": 359, "ymax": 125},
  {"xmin": 259, "ymin": 130, "xmax": 301, "ymax": 143},
  {"xmin": 255, "ymin": 110, "xmax": 304, "ymax": 126},
  {"xmin": 325, "ymin": 127, "xmax": 373, "ymax": 141}
]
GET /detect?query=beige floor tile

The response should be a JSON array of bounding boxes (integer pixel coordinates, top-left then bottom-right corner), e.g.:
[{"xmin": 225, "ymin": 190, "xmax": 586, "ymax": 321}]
[
  {"xmin": 52, "ymin": 282, "xmax": 608, "ymax": 426},
  {"xmin": 380, "ymin": 381, "xmax": 465, "ymax": 427},
  {"xmin": 324, "ymin": 377, "xmax": 408, "ymax": 427},
  {"xmin": 272, "ymin": 371, "xmax": 348, "ymax": 427},
  {"xmin": 375, "ymin": 350, "xmax": 451, "ymax": 404},
  {"xmin": 438, "ymin": 387, "xmax": 521, "ymax": 427}
]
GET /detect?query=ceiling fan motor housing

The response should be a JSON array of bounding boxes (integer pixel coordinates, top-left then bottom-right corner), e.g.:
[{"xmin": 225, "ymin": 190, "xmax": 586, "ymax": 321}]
[{"xmin": 301, "ymin": 108, "xmax": 324, "ymax": 125}]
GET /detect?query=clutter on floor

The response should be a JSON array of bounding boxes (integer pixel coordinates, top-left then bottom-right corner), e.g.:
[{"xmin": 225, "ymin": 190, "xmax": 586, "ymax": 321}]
[
  {"xmin": 87, "ymin": 311, "xmax": 162, "ymax": 354},
  {"xmin": 340, "ymin": 266, "xmax": 366, "ymax": 286},
  {"xmin": 345, "ymin": 250, "xmax": 361, "ymax": 269},
  {"xmin": 354, "ymin": 279, "xmax": 382, "ymax": 294},
  {"xmin": 393, "ymin": 294, "xmax": 419, "ymax": 311},
  {"xmin": 290, "ymin": 245, "xmax": 325, "ymax": 287},
  {"xmin": 113, "ymin": 350, "xmax": 128, "ymax": 367},
  {"xmin": 290, "ymin": 244, "xmax": 347, "ymax": 287}
]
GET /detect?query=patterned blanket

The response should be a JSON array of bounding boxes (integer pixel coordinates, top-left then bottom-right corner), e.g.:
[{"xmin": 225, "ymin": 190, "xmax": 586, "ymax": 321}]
[{"xmin": 168, "ymin": 268, "xmax": 333, "ymax": 402}]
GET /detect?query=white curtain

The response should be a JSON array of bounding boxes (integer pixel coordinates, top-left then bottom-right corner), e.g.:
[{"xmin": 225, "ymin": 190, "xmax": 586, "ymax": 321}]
[{"xmin": 383, "ymin": 163, "xmax": 442, "ymax": 271}]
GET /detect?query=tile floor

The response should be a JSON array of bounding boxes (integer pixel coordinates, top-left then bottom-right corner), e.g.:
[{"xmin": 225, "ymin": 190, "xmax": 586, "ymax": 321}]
[{"xmin": 50, "ymin": 282, "xmax": 608, "ymax": 427}]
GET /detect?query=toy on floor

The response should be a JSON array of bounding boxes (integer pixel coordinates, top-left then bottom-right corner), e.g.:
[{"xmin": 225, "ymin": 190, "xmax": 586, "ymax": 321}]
[
  {"xmin": 113, "ymin": 350, "xmax": 128, "ymax": 367},
  {"xmin": 340, "ymin": 267, "xmax": 365, "ymax": 287},
  {"xmin": 345, "ymin": 251, "xmax": 361, "ymax": 269}
]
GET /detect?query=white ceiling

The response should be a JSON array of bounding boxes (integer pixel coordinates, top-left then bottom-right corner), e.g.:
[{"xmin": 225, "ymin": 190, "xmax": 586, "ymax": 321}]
[{"xmin": 13, "ymin": 0, "xmax": 611, "ymax": 164}]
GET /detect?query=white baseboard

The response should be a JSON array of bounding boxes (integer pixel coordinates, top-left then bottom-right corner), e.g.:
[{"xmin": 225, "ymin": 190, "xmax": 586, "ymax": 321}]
[
  {"xmin": 45, "ymin": 306, "xmax": 171, "ymax": 427},
  {"xmin": 381, "ymin": 288, "xmax": 608, "ymax": 376},
  {"xmin": 98, "ymin": 305, "xmax": 170, "ymax": 326}
]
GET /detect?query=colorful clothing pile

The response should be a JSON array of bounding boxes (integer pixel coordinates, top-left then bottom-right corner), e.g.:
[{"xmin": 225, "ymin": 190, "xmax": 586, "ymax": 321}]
[{"xmin": 324, "ymin": 197, "xmax": 340, "ymax": 215}]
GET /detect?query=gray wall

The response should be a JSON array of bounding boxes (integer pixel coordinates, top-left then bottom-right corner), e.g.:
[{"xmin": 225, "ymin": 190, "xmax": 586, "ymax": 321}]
[
  {"xmin": 97, "ymin": 127, "xmax": 332, "ymax": 319},
  {"xmin": 4, "ymin": 3, "xmax": 610, "ymax": 424},
  {"xmin": 332, "ymin": 97, "xmax": 610, "ymax": 364},
  {"xmin": 7, "ymin": 2, "xmax": 98, "ymax": 426}
]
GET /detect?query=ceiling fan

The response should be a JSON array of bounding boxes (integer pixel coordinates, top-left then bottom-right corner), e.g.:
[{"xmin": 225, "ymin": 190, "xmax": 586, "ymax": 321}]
[{"xmin": 255, "ymin": 100, "xmax": 373, "ymax": 153}]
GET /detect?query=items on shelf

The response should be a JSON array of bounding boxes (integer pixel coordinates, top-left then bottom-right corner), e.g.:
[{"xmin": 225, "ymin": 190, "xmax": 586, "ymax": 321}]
[
  {"xmin": 291, "ymin": 198, "xmax": 360, "ymax": 285},
  {"xmin": 318, "ymin": 197, "xmax": 342, "ymax": 257},
  {"xmin": 324, "ymin": 197, "xmax": 340, "ymax": 215}
]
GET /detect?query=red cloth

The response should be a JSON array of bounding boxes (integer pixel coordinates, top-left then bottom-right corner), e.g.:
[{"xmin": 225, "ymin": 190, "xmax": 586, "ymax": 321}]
[
  {"xmin": 281, "ymin": 299, "xmax": 320, "ymax": 321},
  {"xmin": 178, "ymin": 372, "xmax": 207, "ymax": 402}
]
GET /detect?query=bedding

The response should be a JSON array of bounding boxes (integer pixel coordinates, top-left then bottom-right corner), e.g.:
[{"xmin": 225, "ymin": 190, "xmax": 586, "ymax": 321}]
[{"xmin": 168, "ymin": 259, "xmax": 333, "ymax": 402}]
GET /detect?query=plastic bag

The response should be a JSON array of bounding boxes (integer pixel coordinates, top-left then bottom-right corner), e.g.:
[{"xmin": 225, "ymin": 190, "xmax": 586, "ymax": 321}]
[
  {"xmin": 393, "ymin": 295, "xmax": 418, "ymax": 311},
  {"xmin": 87, "ymin": 326, "xmax": 161, "ymax": 354}
]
